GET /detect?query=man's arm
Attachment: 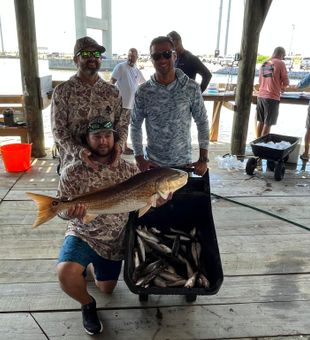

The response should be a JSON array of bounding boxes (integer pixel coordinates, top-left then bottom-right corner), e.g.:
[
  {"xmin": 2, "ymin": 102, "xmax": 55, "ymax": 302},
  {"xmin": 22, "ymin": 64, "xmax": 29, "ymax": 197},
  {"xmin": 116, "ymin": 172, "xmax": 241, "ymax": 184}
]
[
  {"xmin": 111, "ymin": 90, "xmax": 128, "ymax": 150},
  {"xmin": 297, "ymin": 73, "xmax": 310, "ymax": 89},
  {"xmin": 194, "ymin": 57, "xmax": 212, "ymax": 93},
  {"xmin": 130, "ymin": 91, "xmax": 145, "ymax": 157},
  {"xmin": 51, "ymin": 84, "xmax": 85, "ymax": 159},
  {"xmin": 191, "ymin": 85, "xmax": 210, "ymax": 150}
]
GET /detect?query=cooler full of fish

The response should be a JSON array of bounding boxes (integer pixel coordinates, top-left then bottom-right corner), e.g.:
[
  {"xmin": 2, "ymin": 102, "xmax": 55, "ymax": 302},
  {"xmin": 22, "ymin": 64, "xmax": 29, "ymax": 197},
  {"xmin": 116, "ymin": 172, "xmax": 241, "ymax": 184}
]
[{"xmin": 123, "ymin": 170, "xmax": 224, "ymax": 302}]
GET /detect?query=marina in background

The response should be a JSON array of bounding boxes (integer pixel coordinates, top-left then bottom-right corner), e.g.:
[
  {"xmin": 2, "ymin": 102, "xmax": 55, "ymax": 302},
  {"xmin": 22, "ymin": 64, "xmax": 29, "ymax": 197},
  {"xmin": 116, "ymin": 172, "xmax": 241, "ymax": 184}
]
[{"xmin": 0, "ymin": 57, "xmax": 309, "ymax": 149}]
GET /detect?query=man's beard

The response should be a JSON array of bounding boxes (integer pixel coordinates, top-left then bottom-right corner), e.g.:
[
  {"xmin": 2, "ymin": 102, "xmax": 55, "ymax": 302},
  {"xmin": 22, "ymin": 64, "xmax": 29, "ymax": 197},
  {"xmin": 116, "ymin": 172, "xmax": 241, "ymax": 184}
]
[{"xmin": 81, "ymin": 62, "xmax": 100, "ymax": 75}]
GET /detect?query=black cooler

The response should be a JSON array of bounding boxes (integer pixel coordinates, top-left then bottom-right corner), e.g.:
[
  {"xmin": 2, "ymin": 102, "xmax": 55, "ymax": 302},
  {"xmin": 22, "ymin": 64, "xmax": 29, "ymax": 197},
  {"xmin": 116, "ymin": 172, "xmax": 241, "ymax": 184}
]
[{"xmin": 123, "ymin": 170, "xmax": 224, "ymax": 302}]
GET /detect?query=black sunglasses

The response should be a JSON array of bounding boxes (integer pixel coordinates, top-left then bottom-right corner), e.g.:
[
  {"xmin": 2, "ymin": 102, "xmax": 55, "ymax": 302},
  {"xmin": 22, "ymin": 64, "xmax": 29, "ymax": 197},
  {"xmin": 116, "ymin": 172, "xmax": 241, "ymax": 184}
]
[{"xmin": 151, "ymin": 50, "xmax": 174, "ymax": 61}]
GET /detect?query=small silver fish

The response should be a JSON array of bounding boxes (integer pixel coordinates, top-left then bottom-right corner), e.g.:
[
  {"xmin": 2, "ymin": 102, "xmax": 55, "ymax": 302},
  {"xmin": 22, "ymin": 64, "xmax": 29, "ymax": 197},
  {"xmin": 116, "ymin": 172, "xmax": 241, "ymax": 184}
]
[
  {"xmin": 191, "ymin": 241, "xmax": 202, "ymax": 267},
  {"xmin": 153, "ymin": 276, "xmax": 167, "ymax": 288},
  {"xmin": 136, "ymin": 235, "xmax": 146, "ymax": 262},
  {"xmin": 198, "ymin": 273, "xmax": 210, "ymax": 288},
  {"xmin": 159, "ymin": 270, "xmax": 185, "ymax": 282},
  {"xmin": 134, "ymin": 249, "xmax": 140, "ymax": 268},
  {"xmin": 145, "ymin": 239, "xmax": 172, "ymax": 254},
  {"xmin": 167, "ymin": 279, "xmax": 187, "ymax": 287},
  {"xmin": 184, "ymin": 272, "xmax": 197, "ymax": 288},
  {"xmin": 178, "ymin": 254, "xmax": 194, "ymax": 278},
  {"xmin": 136, "ymin": 229, "xmax": 160, "ymax": 243}
]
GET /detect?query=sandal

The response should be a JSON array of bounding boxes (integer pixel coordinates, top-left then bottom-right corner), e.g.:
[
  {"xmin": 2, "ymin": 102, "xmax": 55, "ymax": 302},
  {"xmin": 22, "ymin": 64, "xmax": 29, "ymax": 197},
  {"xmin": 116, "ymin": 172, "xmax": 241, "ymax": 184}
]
[{"xmin": 300, "ymin": 154, "xmax": 309, "ymax": 161}]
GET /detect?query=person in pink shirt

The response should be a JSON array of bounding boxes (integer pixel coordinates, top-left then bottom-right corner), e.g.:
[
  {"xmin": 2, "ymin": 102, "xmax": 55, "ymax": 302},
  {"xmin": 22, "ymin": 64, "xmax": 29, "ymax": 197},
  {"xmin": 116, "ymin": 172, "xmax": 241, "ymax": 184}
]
[{"xmin": 256, "ymin": 47, "xmax": 289, "ymax": 137}]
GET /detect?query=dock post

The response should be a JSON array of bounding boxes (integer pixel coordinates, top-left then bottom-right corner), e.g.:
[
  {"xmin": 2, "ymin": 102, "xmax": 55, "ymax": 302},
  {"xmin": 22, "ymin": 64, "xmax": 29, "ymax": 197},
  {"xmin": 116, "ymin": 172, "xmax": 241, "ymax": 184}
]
[
  {"xmin": 14, "ymin": 0, "xmax": 46, "ymax": 158},
  {"xmin": 231, "ymin": 0, "xmax": 272, "ymax": 157}
]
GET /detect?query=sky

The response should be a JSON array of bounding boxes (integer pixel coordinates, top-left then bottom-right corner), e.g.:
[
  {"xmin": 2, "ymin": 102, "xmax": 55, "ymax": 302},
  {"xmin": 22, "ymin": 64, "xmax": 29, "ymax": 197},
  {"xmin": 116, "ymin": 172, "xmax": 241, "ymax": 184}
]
[{"xmin": 0, "ymin": 0, "xmax": 310, "ymax": 57}]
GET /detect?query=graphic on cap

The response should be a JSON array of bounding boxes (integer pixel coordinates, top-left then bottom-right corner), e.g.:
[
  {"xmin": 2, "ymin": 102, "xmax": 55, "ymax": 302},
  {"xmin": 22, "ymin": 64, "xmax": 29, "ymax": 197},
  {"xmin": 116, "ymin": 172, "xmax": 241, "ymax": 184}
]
[{"xmin": 88, "ymin": 116, "xmax": 116, "ymax": 134}]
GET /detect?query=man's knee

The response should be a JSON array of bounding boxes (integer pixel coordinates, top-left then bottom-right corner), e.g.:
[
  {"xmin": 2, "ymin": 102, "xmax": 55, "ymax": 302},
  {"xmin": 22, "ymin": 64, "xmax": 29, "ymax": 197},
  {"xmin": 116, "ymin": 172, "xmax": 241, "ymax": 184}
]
[
  {"xmin": 57, "ymin": 261, "xmax": 84, "ymax": 283},
  {"xmin": 95, "ymin": 280, "xmax": 118, "ymax": 294}
]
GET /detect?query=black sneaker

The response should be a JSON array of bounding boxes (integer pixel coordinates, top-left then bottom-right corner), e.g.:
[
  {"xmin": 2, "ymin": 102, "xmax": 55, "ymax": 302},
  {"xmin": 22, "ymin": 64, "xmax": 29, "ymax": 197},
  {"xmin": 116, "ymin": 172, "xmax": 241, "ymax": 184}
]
[{"xmin": 81, "ymin": 296, "xmax": 103, "ymax": 335}]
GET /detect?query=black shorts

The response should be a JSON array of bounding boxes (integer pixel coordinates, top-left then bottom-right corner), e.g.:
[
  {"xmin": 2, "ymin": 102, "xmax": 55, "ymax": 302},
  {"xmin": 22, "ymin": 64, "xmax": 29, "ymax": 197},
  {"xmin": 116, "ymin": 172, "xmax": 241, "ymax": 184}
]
[{"xmin": 256, "ymin": 98, "xmax": 280, "ymax": 125}]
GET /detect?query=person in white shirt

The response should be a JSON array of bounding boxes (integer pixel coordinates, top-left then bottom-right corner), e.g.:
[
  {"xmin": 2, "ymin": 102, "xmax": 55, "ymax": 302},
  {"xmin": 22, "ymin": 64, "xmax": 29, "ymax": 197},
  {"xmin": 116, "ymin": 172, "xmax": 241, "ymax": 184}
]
[{"xmin": 111, "ymin": 48, "xmax": 146, "ymax": 154}]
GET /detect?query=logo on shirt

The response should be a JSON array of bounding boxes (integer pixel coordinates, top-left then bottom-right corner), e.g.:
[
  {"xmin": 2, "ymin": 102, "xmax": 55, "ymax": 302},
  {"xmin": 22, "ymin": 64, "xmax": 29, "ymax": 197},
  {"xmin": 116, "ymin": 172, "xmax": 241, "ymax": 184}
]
[{"xmin": 262, "ymin": 62, "xmax": 274, "ymax": 78}]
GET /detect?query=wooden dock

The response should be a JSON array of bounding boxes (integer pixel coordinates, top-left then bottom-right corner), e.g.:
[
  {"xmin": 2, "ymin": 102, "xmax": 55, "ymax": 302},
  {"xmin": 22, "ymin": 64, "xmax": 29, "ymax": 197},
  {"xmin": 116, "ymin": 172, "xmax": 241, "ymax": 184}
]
[{"xmin": 0, "ymin": 143, "xmax": 309, "ymax": 339}]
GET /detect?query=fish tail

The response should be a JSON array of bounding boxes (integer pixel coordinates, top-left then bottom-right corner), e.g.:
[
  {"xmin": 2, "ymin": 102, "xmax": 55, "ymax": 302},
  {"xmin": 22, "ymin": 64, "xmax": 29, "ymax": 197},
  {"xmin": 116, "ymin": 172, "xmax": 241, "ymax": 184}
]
[{"xmin": 26, "ymin": 192, "xmax": 58, "ymax": 228}]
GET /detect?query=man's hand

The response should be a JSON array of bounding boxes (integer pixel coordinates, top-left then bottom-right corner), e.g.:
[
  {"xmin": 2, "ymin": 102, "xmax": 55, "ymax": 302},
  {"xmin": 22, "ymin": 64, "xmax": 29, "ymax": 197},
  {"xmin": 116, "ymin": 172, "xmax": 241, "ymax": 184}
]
[
  {"xmin": 66, "ymin": 203, "xmax": 87, "ymax": 221},
  {"xmin": 109, "ymin": 142, "xmax": 122, "ymax": 168},
  {"xmin": 192, "ymin": 159, "xmax": 208, "ymax": 176},
  {"xmin": 80, "ymin": 148, "xmax": 100, "ymax": 170},
  {"xmin": 135, "ymin": 155, "xmax": 157, "ymax": 172}
]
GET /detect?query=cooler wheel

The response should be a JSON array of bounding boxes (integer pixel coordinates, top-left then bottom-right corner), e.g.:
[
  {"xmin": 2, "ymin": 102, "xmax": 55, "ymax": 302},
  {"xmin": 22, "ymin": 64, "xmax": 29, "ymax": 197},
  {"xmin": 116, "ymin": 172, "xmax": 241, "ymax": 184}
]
[
  {"xmin": 139, "ymin": 294, "xmax": 148, "ymax": 302},
  {"xmin": 185, "ymin": 294, "xmax": 197, "ymax": 302},
  {"xmin": 274, "ymin": 162, "xmax": 285, "ymax": 181},
  {"xmin": 246, "ymin": 157, "xmax": 257, "ymax": 175}
]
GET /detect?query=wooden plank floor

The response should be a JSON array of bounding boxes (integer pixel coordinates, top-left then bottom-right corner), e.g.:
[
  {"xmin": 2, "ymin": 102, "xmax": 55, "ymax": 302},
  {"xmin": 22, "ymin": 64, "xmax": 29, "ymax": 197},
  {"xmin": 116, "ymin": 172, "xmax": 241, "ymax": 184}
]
[{"xmin": 0, "ymin": 142, "xmax": 310, "ymax": 340}]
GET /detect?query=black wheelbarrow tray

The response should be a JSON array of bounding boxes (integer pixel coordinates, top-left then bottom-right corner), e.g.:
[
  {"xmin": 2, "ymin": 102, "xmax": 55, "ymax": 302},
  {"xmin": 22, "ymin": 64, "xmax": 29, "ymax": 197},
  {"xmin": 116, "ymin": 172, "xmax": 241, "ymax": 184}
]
[
  {"xmin": 246, "ymin": 133, "xmax": 299, "ymax": 181},
  {"xmin": 123, "ymin": 170, "xmax": 224, "ymax": 302}
]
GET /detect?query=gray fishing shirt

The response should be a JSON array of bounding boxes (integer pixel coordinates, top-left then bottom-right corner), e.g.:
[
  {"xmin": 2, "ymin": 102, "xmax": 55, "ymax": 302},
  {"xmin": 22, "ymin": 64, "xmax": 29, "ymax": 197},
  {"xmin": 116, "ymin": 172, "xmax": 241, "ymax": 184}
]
[
  {"xmin": 57, "ymin": 159, "xmax": 139, "ymax": 261},
  {"xmin": 131, "ymin": 68, "xmax": 209, "ymax": 167},
  {"xmin": 51, "ymin": 75, "xmax": 128, "ymax": 170}
]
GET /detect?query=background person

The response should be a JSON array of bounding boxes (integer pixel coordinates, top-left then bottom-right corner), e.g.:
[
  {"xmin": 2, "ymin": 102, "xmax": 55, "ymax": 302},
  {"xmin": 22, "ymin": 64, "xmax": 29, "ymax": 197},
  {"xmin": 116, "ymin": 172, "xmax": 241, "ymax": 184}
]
[
  {"xmin": 295, "ymin": 73, "xmax": 310, "ymax": 161},
  {"xmin": 51, "ymin": 36, "xmax": 128, "ymax": 173},
  {"xmin": 167, "ymin": 30, "xmax": 212, "ymax": 93},
  {"xmin": 131, "ymin": 36, "xmax": 209, "ymax": 176},
  {"xmin": 110, "ymin": 48, "xmax": 146, "ymax": 155},
  {"xmin": 255, "ymin": 46, "xmax": 289, "ymax": 137}
]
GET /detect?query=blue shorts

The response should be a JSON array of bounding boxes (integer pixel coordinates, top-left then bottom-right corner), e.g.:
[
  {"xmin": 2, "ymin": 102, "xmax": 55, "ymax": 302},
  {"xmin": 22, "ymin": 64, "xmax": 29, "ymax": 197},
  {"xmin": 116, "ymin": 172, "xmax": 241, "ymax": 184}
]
[{"xmin": 58, "ymin": 235, "xmax": 122, "ymax": 281}]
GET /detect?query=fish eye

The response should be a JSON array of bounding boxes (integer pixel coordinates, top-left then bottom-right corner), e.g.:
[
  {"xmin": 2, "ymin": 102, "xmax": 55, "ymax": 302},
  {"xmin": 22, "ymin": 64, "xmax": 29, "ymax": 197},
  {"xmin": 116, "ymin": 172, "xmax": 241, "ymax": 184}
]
[{"xmin": 52, "ymin": 201, "xmax": 59, "ymax": 206}]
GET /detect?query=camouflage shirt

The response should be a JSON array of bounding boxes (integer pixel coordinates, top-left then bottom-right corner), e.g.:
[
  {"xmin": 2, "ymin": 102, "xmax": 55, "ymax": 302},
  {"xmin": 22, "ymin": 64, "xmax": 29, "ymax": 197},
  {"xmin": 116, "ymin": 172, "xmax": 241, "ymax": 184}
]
[
  {"xmin": 57, "ymin": 159, "xmax": 139, "ymax": 261},
  {"xmin": 51, "ymin": 75, "xmax": 129, "ymax": 170},
  {"xmin": 131, "ymin": 68, "xmax": 209, "ymax": 167}
]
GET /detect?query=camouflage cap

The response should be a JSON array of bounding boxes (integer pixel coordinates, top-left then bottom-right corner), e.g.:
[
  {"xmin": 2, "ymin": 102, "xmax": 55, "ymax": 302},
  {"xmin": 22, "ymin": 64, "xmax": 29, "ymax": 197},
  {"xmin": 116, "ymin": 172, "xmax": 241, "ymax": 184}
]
[
  {"xmin": 74, "ymin": 36, "xmax": 106, "ymax": 56},
  {"xmin": 88, "ymin": 116, "xmax": 116, "ymax": 134}
]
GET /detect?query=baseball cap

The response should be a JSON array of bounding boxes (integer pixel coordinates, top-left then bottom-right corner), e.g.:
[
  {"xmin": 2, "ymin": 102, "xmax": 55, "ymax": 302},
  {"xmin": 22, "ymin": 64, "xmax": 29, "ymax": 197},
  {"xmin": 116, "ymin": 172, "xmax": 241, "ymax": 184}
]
[
  {"xmin": 88, "ymin": 116, "xmax": 116, "ymax": 134},
  {"xmin": 74, "ymin": 36, "xmax": 106, "ymax": 56}
]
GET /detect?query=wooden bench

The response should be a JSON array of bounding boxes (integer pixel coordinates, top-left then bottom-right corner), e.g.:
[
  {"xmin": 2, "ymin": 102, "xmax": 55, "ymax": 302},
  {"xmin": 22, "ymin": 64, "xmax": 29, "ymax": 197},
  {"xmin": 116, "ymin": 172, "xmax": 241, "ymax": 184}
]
[{"xmin": 0, "ymin": 95, "xmax": 29, "ymax": 143}]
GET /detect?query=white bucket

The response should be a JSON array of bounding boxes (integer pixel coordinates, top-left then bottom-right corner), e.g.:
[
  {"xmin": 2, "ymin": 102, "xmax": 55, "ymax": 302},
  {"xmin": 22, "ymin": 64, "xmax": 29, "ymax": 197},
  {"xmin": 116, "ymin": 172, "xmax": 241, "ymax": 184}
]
[{"xmin": 287, "ymin": 137, "xmax": 301, "ymax": 164}]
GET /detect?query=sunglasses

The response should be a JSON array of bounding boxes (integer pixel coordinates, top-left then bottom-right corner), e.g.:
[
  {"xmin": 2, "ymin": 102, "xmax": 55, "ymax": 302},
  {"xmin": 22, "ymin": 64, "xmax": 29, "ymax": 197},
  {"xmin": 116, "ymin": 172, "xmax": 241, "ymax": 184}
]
[
  {"xmin": 77, "ymin": 51, "xmax": 102, "ymax": 59},
  {"xmin": 151, "ymin": 50, "xmax": 174, "ymax": 61}
]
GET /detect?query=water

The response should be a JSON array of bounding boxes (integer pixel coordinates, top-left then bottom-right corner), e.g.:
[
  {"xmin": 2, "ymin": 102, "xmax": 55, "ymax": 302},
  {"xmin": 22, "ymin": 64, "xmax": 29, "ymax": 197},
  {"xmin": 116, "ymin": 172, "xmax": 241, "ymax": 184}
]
[{"xmin": 0, "ymin": 58, "xmax": 308, "ymax": 149}]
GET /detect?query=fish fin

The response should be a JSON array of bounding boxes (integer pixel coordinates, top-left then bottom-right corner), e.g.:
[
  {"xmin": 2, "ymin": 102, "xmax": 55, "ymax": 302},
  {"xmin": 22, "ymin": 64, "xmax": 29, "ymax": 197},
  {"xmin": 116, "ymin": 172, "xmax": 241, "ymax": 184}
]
[
  {"xmin": 151, "ymin": 193, "xmax": 159, "ymax": 207},
  {"xmin": 158, "ymin": 191, "xmax": 169, "ymax": 200},
  {"xmin": 138, "ymin": 204, "xmax": 152, "ymax": 217},
  {"xmin": 26, "ymin": 192, "xmax": 59, "ymax": 228},
  {"xmin": 83, "ymin": 213, "xmax": 99, "ymax": 224}
]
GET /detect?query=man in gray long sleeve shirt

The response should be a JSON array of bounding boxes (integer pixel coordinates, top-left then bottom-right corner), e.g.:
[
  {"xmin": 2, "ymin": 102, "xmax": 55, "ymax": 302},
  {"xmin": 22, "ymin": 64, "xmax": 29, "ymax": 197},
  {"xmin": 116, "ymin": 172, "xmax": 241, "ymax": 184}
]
[{"xmin": 131, "ymin": 36, "xmax": 209, "ymax": 176}]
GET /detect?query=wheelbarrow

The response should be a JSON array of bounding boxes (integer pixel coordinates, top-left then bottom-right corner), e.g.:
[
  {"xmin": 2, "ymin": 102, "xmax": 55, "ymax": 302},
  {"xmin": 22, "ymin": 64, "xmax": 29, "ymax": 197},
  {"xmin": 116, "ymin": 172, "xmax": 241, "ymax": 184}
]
[
  {"xmin": 246, "ymin": 133, "xmax": 299, "ymax": 181},
  {"xmin": 123, "ymin": 169, "xmax": 224, "ymax": 303}
]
